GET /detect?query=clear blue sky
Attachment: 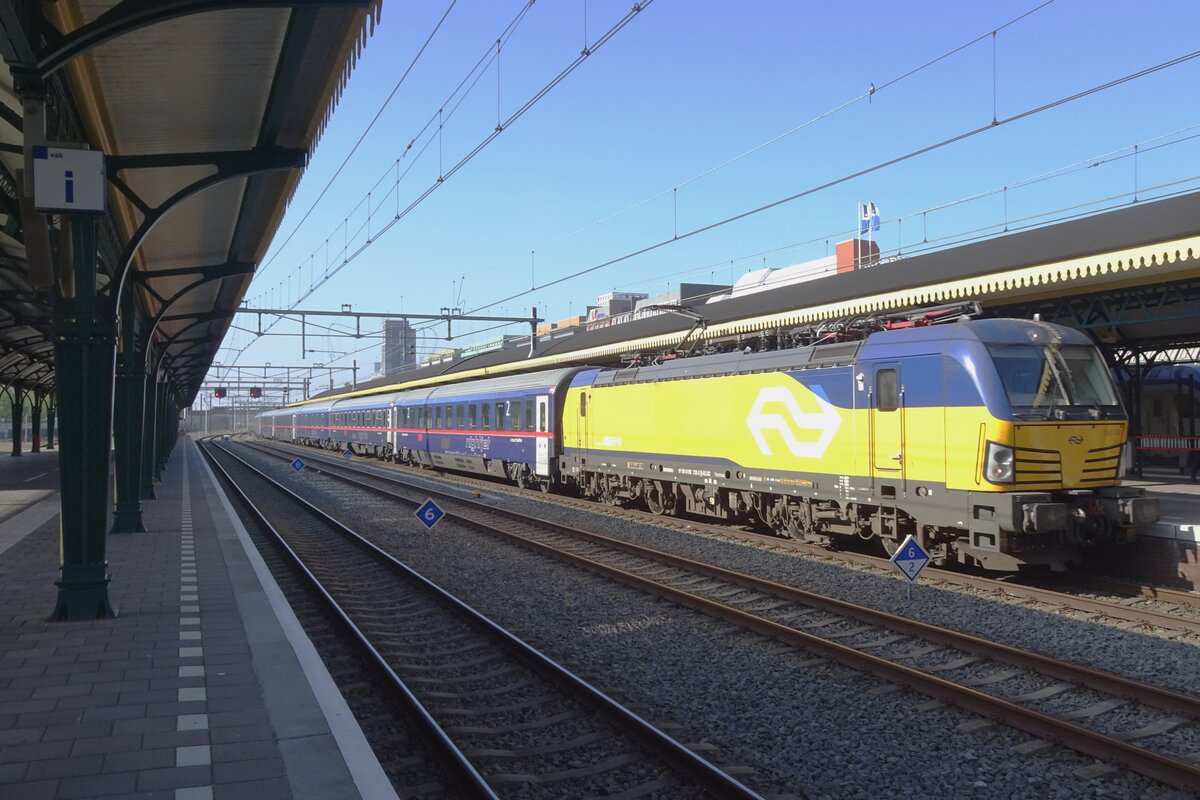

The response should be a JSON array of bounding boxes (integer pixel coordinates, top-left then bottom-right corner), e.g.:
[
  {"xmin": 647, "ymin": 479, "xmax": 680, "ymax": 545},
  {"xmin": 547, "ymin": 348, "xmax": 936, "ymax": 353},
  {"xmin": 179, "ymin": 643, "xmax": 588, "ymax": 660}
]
[{"xmin": 210, "ymin": 0, "xmax": 1200, "ymax": 396}]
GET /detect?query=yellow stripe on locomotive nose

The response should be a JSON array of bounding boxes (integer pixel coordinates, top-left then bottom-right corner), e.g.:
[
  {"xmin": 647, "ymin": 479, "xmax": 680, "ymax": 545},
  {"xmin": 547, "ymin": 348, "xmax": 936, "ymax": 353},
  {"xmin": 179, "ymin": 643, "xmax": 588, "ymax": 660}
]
[{"xmin": 1012, "ymin": 422, "xmax": 1126, "ymax": 487}]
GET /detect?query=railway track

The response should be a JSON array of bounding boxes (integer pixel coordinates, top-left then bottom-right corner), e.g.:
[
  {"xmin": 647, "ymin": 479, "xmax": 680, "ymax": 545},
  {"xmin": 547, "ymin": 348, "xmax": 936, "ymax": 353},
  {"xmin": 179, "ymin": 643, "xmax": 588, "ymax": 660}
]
[
  {"xmin": 257, "ymin": 437, "xmax": 1200, "ymax": 638},
  {"xmin": 201, "ymin": 438, "xmax": 762, "ymax": 800},
  {"xmin": 241, "ymin": 437, "xmax": 1200, "ymax": 794}
]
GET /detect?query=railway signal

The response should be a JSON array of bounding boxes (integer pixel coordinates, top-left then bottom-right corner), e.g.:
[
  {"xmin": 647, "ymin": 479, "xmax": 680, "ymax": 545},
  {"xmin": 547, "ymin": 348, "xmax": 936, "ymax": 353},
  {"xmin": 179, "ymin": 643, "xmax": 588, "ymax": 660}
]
[{"xmin": 213, "ymin": 387, "xmax": 227, "ymax": 398}]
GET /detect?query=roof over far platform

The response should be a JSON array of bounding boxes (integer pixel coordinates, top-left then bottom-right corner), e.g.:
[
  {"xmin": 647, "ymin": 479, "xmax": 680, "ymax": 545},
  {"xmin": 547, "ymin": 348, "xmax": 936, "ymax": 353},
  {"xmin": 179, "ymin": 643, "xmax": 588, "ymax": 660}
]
[
  {"xmin": 304, "ymin": 189, "xmax": 1200, "ymax": 404},
  {"xmin": 0, "ymin": 0, "xmax": 382, "ymax": 401}
]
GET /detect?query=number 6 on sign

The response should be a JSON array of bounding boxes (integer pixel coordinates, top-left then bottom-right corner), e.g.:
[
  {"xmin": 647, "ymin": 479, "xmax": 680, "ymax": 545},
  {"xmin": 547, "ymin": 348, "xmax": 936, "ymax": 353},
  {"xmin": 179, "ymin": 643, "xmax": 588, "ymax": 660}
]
[{"xmin": 414, "ymin": 498, "xmax": 445, "ymax": 530}]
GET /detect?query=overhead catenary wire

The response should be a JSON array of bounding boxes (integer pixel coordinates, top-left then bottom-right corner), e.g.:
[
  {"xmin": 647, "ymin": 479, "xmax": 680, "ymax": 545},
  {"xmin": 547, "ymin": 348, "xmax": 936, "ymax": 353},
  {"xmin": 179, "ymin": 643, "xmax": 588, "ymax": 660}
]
[
  {"xmin": 464, "ymin": 47, "xmax": 1200, "ymax": 315},
  {"xmin": 223, "ymin": 1, "xmax": 654, "ymax": 366}
]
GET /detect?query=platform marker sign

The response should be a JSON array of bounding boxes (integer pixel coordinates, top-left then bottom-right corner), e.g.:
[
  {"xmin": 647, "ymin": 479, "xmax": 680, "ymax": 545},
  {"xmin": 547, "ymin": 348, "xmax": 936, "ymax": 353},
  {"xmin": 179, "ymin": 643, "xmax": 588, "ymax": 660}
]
[
  {"xmin": 342, "ymin": 449, "xmax": 354, "ymax": 461},
  {"xmin": 291, "ymin": 458, "xmax": 305, "ymax": 472},
  {"xmin": 415, "ymin": 498, "xmax": 445, "ymax": 530},
  {"xmin": 889, "ymin": 534, "xmax": 930, "ymax": 600}
]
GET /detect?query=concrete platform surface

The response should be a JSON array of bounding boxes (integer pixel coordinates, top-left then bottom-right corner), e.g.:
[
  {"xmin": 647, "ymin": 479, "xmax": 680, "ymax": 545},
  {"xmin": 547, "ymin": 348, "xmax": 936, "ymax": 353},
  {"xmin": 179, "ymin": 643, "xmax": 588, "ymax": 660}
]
[{"xmin": 0, "ymin": 438, "xmax": 395, "ymax": 800}]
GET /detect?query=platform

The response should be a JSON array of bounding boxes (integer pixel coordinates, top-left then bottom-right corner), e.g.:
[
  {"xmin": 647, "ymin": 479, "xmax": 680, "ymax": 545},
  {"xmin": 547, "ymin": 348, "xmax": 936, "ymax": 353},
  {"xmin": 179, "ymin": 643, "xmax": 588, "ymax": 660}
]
[{"xmin": 0, "ymin": 437, "xmax": 395, "ymax": 800}]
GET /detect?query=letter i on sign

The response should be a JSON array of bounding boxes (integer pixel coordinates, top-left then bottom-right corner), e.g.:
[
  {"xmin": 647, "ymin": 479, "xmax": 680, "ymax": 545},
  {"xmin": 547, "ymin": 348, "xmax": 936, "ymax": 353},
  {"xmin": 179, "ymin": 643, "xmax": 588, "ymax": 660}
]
[{"xmin": 64, "ymin": 170, "xmax": 74, "ymax": 203}]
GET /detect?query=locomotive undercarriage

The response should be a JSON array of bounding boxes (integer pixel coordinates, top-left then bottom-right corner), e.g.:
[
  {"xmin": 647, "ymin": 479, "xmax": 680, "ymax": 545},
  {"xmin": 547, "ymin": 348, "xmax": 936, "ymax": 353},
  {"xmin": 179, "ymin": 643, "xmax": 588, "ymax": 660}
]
[{"xmin": 561, "ymin": 466, "xmax": 1142, "ymax": 571}]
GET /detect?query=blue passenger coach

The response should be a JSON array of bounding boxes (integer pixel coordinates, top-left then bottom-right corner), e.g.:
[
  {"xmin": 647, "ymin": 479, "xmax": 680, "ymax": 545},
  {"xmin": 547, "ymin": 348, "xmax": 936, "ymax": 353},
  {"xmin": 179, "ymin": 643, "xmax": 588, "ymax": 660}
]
[
  {"xmin": 328, "ymin": 392, "xmax": 401, "ymax": 457},
  {"xmin": 398, "ymin": 368, "xmax": 585, "ymax": 489}
]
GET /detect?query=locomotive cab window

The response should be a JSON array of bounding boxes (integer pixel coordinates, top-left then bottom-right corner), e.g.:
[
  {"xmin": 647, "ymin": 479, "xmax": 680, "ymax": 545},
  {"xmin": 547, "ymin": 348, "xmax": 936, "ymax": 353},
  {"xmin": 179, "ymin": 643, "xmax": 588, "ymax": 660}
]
[
  {"xmin": 877, "ymin": 369, "xmax": 899, "ymax": 412},
  {"xmin": 580, "ymin": 392, "xmax": 587, "ymax": 416}
]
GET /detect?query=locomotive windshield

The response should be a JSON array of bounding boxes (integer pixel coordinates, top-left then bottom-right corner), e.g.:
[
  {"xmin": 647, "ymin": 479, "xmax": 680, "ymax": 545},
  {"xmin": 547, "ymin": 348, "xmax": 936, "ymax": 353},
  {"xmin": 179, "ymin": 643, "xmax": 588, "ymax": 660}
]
[{"xmin": 987, "ymin": 343, "xmax": 1121, "ymax": 419}]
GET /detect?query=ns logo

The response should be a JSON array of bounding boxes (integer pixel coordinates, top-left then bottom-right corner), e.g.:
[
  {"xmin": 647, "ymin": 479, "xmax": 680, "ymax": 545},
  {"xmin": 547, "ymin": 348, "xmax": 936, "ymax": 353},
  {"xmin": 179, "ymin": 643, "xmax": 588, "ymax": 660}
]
[{"xmin": 745, "ymin": 386, "xmax": 842, "ymax": 459}]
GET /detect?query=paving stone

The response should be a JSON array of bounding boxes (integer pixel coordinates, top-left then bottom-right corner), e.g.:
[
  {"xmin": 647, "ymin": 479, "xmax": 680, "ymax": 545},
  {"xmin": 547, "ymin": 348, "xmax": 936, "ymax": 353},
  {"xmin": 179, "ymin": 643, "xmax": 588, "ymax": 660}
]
[
  {"xmin": 41, "ymin": 721, "xmax": 113, "ymax": 741},
  {"xmin": 70, "ymin": 733, "xmax": 144, "ymax": 757},
  {"xmin": 0, "ymin": 738, "xmax": 72, "ymax": 764},
  {"xmin": 25, "ymin": 753, "xmax": 104, "ymax": 780},
  {"xmin": 56, "ymin": 770, "xmax": 138, "ymax": 799},
  {"xmin": 211, "ymin": 777, "xmax": 292, "ymax": 800},
  {"xmin": 0, "ymin": 777, "xmax": 56, "ymax": 799},
  {"xmin": 102, "ymin": 747, "xmax": 176, "ymax": 773},
  {"xmin": 212, "ymin": 756, "xmax": 285, "ymax": 784},
  {"xmin": 140, "ymin": 729, "xmax": 211, "ymax": 750},
  {"xmin": 136, "ymin": 764, "xmax": 212, "ymax": 792}
]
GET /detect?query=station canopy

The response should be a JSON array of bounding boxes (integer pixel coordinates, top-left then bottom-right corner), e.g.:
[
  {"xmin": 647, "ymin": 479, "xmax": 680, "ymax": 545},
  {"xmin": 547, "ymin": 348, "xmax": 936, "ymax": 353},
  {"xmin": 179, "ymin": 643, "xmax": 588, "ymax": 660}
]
[{"xmin": 0, "ymin": 0, "xmax": 382, "ymax": 401}]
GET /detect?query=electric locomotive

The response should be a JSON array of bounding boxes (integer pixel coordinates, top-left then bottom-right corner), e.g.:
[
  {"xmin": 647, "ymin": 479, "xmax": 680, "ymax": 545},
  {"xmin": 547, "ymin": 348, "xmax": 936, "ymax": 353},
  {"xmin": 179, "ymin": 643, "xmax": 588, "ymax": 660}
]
[{"xmin": 558, "ymin": 317, "xmax": 1157, "ymax": 571}]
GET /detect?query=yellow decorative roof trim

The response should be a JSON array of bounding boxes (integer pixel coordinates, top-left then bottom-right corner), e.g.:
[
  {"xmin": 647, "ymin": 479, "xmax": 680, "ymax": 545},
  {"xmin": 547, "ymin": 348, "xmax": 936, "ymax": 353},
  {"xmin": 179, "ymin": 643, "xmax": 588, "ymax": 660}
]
[{"xmin": 288, "ymin": 235, "xmax": 1199, "ymax": 407}]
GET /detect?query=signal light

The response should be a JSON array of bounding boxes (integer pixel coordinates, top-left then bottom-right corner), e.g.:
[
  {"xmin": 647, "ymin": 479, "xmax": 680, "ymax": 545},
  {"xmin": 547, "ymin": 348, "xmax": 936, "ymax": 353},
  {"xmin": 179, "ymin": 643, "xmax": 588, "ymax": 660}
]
[
  {"xmin": 249, "ymin": 387, "xmax": 262, "ymax": 398},
  {"xmin": 214, "ymin": 387, "xmax": 227, "ymax": 398}
]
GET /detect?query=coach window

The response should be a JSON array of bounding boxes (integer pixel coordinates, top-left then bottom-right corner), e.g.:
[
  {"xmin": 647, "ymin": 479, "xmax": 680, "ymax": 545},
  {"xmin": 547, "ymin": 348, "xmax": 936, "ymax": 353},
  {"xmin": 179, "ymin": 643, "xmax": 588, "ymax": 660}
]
[
  {"xmin": 481, "ymin": 403, "xmax": 491, "ymax": 430},
  {"xmin": 877, "ymin": 369, "xmax": 899, "ymax": 412},
  {"xmin": 496, "ymin": 403, "xmax": 507, "ymax": 431},
  {"xmin": 455, "ymin": 404, "xmax": 464, "ymax": 430},
  {"xmin": 510, "ymin": 400, "xmax": 523, "ymax": 431},
  {"xmin": 539, "ymin": 402, "xmax": 547, "ymax": 432},
  {"xmin": 525, "ymin": 402, "xmax": 535, "ymax": 432},
  {"xmin": 466, "ymin": 404, "xmax": 476, "ymax": 429},
  {"xmin": 435, "ymin": 406, "xmax": 443, "ymax": 429}
]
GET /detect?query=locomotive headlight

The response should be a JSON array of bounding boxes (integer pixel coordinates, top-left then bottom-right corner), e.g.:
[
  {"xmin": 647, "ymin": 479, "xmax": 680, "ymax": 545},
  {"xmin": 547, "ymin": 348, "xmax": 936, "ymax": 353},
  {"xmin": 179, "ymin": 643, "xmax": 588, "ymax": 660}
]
[{"xmin": 984, "ymin": 441, "xmax": 1015, "ymax": 484}]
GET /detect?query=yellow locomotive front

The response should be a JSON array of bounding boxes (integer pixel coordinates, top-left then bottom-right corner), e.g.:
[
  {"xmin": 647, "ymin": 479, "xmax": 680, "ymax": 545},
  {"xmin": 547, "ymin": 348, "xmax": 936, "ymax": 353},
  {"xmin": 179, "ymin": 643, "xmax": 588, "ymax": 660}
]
[{"xmin": 963, "ymin": 326, "xmax": 1158, "ymax": 565}]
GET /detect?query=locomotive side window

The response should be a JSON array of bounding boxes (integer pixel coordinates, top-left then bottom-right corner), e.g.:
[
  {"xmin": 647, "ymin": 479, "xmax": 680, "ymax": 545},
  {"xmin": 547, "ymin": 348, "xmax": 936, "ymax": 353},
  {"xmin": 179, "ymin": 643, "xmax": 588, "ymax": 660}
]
[
  {"xmin": 580, "ymin": 392, "xmax": 587, "ymax": 416},
  {"xmin": 877, "ymin": 369, "xmax": 899, "ymax": 412}
]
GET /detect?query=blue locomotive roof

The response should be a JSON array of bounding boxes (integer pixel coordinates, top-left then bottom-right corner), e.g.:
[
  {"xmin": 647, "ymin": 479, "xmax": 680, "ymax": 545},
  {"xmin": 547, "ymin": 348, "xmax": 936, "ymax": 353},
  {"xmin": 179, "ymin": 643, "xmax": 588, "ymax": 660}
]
[{"xmin": 858, "ymin": 318, "xmax": 1092, "ymax": 360}]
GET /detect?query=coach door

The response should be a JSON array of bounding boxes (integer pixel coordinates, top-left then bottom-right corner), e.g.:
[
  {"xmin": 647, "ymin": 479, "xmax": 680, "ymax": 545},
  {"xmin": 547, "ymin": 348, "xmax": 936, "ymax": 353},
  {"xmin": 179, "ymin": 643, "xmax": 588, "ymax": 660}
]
[
  {"xmin": 535, "ymin": 395, "xmax": 551, "ymax": 475},
  {"xmin": 871, "ymin": 364, "xmax": 904, "ymax": 479}
]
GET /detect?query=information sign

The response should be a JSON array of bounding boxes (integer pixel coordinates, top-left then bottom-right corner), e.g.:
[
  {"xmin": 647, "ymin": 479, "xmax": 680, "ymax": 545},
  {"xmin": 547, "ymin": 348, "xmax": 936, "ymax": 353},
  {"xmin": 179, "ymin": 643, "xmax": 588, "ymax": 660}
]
[
  {"xmin": 414, "ymin": 498, "xmax": 445, "ymax": 530},
  {"xmin": 291, "ymin": 458, "xmax": 305, "ymax": 472},
  {"xmin": 889, "ymin": 534, "xmax": 931, "ymax": 599}
]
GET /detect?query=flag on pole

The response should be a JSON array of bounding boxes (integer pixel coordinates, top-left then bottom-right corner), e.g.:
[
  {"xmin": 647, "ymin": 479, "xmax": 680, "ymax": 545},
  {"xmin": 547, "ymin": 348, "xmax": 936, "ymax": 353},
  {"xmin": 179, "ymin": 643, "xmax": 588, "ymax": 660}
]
[
  {"xmin": 859, "ymin": 203, "xmax": 870, "ymax": 236},
  {"xmin": 868, "ymin": 202, "xmax": 881, "ymax": 233}
]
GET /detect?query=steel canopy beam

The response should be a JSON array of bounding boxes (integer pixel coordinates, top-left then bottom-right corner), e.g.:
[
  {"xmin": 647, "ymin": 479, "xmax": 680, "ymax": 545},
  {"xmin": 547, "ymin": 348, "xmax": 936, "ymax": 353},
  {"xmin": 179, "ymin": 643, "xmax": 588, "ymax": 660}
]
[{"xmin": 36, "ymin": 0, "xmax": 371, "ymax": 78}]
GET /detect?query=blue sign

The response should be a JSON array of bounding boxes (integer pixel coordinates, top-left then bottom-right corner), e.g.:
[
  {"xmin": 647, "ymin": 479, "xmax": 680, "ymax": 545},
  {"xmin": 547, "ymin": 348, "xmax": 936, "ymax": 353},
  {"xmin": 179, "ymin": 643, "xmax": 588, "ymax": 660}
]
[
  {"xmin": 342, "ymin": 449, "xmax": 354, "ymax": 461},
  {"xmin": 414, "ymin": 498, "xmax": 445, "ymax": 530},
  {"xmin": 889, "ymin": 534, "xmax": 931, "ymax": 583},
  {"xmin": 291, "ymin": 458, "xmax": 305, "ymax": 472}
]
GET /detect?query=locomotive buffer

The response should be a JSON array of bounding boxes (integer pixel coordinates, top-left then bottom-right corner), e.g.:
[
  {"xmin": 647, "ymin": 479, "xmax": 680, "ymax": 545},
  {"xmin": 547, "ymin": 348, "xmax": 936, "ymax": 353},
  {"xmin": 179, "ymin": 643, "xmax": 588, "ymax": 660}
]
[{"xmin": 890, "ymin": 535, "xmax": 931, "ymax": 601}]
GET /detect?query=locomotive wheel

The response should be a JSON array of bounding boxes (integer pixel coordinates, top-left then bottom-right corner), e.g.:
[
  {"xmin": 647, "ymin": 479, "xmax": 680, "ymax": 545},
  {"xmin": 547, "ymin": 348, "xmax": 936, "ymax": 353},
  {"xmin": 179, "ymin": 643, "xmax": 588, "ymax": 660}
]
[{"xmin": 645, "ymin": 481, "xmax": 676, "ymax": 516}]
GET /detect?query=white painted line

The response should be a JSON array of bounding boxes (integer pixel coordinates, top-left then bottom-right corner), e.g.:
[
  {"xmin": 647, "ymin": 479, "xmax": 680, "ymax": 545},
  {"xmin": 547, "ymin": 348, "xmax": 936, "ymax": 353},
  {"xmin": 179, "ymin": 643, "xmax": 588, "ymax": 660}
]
[
  {"xmin": 0, "ymin": 495, "xmax": 59, "ymax": 557},
  {"xmin": 178, "ymin": 666, "xmax": 205, "ymax": 678},
  {"xmin": 174, "ymin": 787, "xmax": 212, "ymax": 800},
  {"xmin": 177, "ymin": 714, "xmax": 209, "ymax": 731},
  {"xmin": 180, "ymin": 605, "xmax": 200, "ymax": 613},
  {"xmin": 176, "ymin": 745, "xmax": 211, "ymax": 767},
  {"xmin": 178, "ymin": 687, "xmax": 206, "ymax": 702},
  {"xmin": 22, "ymin": 472, "xmax": 48, "ymax": 483},
  {"xmin": 178, "ymin": 631, "xmax": 201, "ymax": 641},
  {"xmin": 179, "ymin": 647, "xmax": 203, "ymax": 658}
]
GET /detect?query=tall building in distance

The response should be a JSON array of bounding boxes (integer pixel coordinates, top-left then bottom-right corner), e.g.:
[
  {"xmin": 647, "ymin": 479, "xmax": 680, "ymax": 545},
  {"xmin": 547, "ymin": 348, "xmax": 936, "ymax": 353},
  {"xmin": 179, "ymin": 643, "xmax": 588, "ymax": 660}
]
[{"xmin": 382, "ymin": 319, "xmax": 416, "ymax": 375}]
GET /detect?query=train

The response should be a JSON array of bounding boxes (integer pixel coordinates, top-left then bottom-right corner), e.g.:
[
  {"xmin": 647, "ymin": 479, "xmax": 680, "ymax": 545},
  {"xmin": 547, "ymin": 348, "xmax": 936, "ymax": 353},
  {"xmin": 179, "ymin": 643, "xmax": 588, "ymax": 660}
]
[{"xmin": 255, "ymin": 316, "xmax": 1159, "ymax": 572}]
